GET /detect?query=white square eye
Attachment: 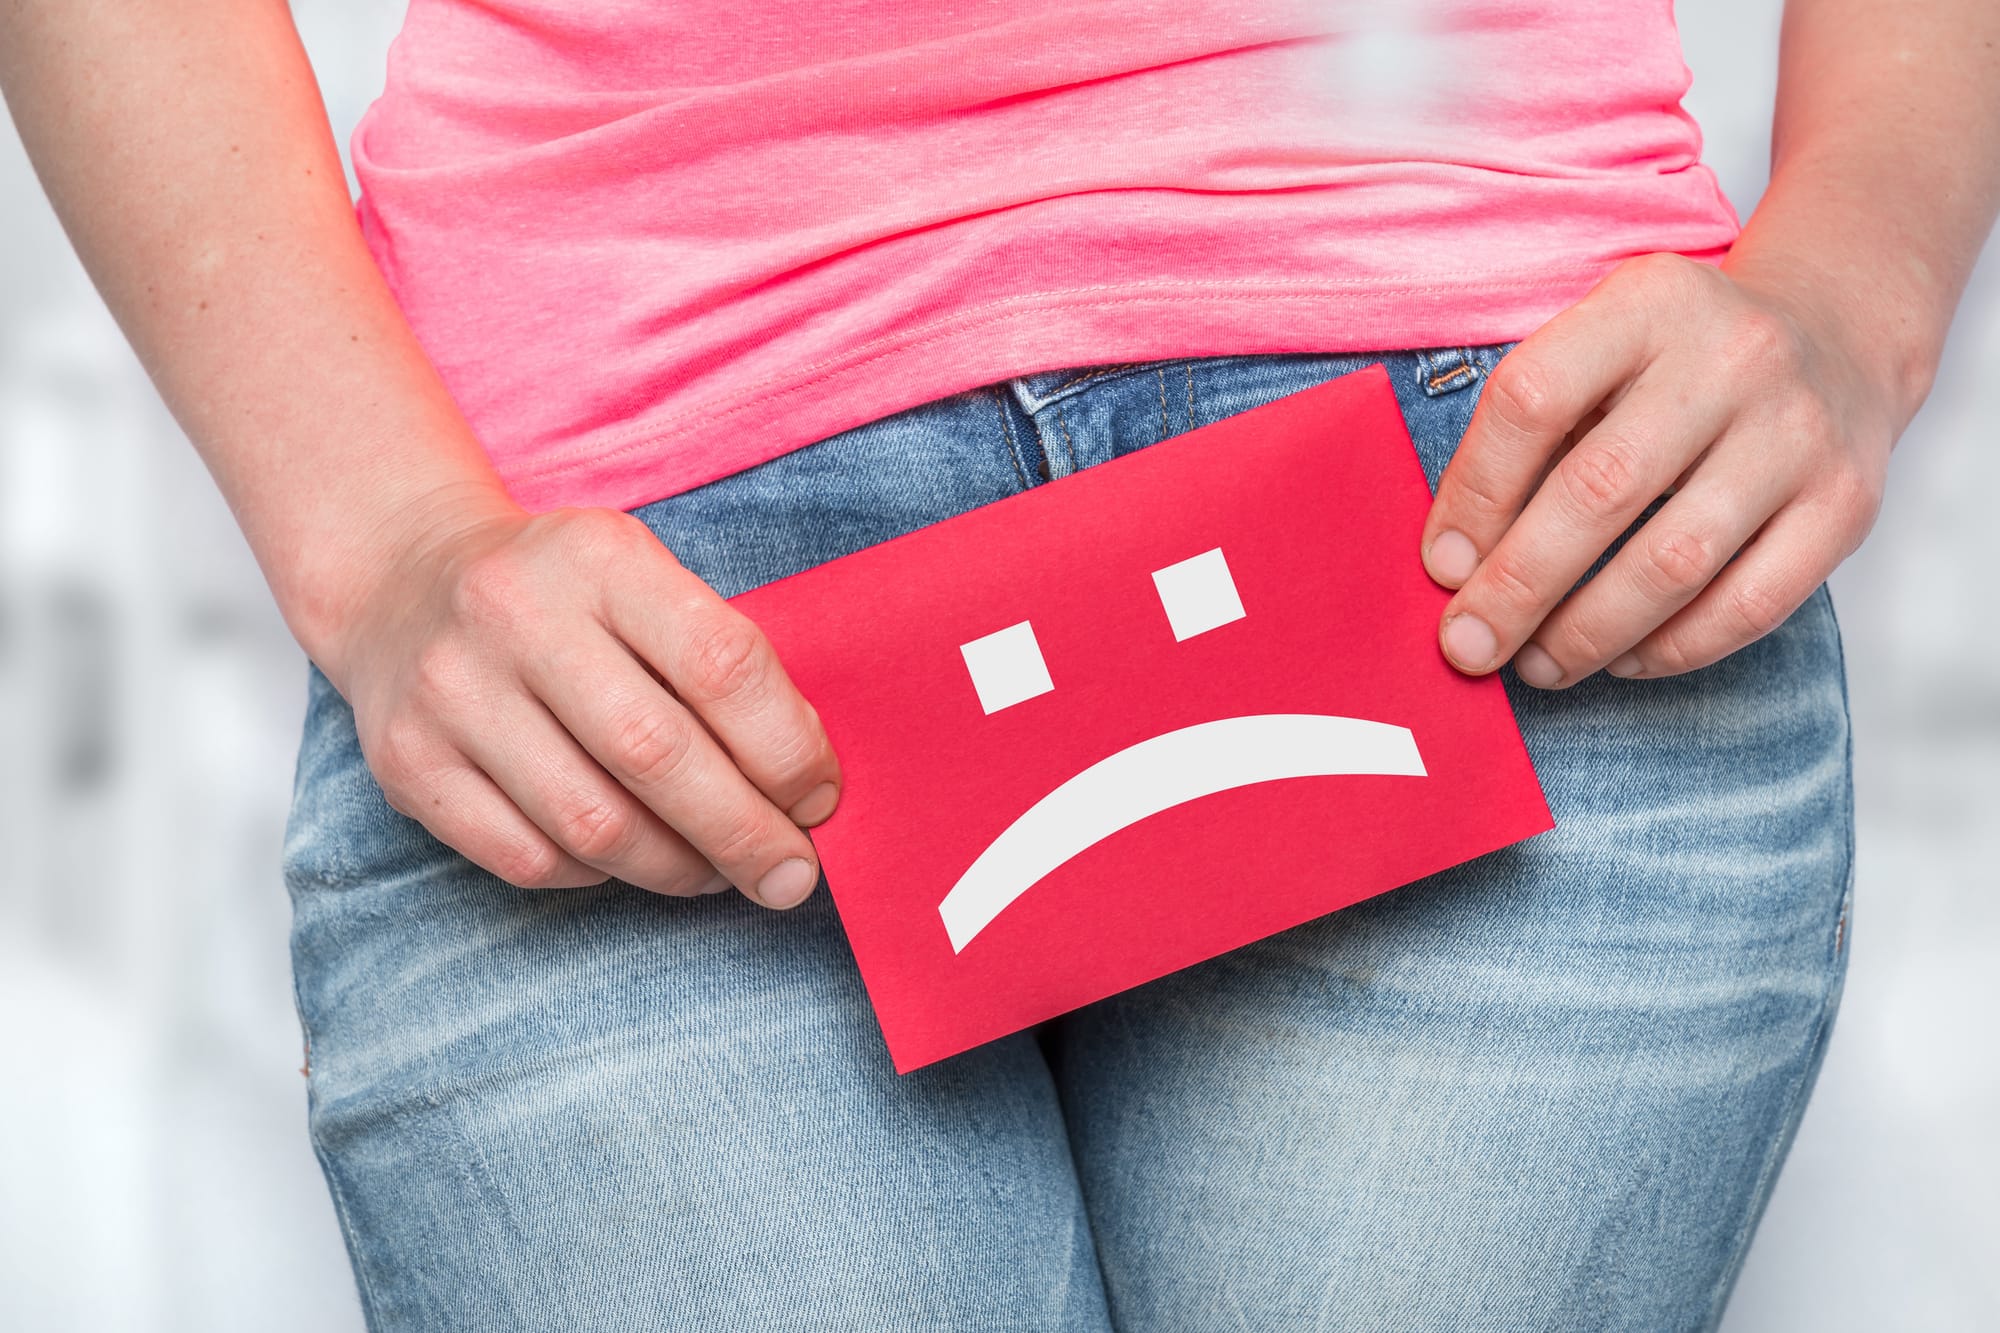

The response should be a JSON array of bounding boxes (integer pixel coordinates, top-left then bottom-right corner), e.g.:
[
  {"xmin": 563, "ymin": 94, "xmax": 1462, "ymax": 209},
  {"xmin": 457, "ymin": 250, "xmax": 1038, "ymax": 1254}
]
[
  {"xmin": 960, "ymin": 620, "xmax": 1054, "ymax": 715},
  {"xmin": 1152, "ymin": 547, "xmax": 1245, "ymax": 641}
]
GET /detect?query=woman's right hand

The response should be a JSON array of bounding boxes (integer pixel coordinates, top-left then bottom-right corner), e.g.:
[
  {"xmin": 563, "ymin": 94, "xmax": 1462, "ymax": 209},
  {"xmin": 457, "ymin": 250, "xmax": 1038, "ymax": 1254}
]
[
  {"xmin": 2, "ymin": 0, "xmax": 840, "ymax": 908},
  {"xmin": 315, "ymin": 501, "xmax": 841, "ymax": 909}
]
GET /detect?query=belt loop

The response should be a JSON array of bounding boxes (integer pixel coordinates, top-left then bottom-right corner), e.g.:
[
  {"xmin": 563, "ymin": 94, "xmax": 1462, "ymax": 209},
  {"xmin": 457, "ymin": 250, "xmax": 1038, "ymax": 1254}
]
[{"xmin": 1418, "ymin": 345, "xmax": 1478, "ymax": 397}]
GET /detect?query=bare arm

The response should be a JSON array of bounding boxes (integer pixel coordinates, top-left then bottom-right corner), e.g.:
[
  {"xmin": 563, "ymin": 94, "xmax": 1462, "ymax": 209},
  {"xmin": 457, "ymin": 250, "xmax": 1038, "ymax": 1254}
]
[
  {"xmin": 0, "ymin": 0, "xmax": 839, "ymax": 906},
  {"xmin": 1419, "ymin": 0, "xmax": 2000, "ymax": 685},
  {"xmin": 0, "ymin": 0, "xmax": 509, "ymax": 655}
]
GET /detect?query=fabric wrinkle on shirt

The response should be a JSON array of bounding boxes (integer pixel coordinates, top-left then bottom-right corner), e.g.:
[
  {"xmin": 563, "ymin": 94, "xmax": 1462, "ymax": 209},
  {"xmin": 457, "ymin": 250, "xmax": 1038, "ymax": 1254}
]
[{"xmin": 349, "ymin": 0, "xmax": 1741, "ymax": 513}]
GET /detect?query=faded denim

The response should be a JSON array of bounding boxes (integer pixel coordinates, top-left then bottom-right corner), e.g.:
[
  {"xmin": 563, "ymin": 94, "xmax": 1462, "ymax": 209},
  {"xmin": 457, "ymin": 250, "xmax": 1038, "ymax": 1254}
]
[{"xmin": 283, "ymin": 344, "xmax": 1854, "ymax": 1331}]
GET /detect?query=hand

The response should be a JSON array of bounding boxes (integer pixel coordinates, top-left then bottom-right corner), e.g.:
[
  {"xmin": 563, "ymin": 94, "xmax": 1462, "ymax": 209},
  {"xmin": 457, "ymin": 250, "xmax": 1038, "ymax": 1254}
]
[
  {"xmin": 316, "ymin": 501, "xmax": 841, "ymax": 907},
  {"xmin": 1420, "ymin": 251, "xmax": 1901, "ymax": 688}
]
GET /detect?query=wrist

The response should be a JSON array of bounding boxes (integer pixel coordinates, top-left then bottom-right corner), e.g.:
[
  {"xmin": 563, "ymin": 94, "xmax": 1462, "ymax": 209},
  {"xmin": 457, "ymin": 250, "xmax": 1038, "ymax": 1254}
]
[
  {"xmin": 1721, "ymin": 166, "xmax": 1952, "ymax": 434},
  {"xmin": 272, "ymin": 473, "xmax": 527, "ymax": 688}
]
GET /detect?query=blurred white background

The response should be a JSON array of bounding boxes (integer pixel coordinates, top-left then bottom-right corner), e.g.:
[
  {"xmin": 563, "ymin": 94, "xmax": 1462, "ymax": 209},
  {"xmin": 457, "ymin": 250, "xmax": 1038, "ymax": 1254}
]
[{"xmin": 2, "ymin": 2, "xmax": 1995, "ymax": 1328}]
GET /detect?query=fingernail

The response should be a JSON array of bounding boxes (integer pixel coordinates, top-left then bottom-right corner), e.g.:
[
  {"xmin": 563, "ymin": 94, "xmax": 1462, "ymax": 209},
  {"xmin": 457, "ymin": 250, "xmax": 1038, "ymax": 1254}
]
[
  {"xmin": 788, "ymin": 782, "xmax": 839, "ymax": 826},
  {"xmin": 1512, "ymin": 642, "xmax": 1563, "ymax": 689},
  {"xmin": 1425, "ymin": 530, "xmax": 1479, "ymax": 586},
  {"xmin": 1441, "ymin": 613, "xmax": 1498, "ymax": 671},
  {"xmin": 1607, "ymin": 653, "xmax": 1643, "ymax": 678},
  {"xmin": 697, "ymin": 869, "xmax": 733, "ymax": 895},
  {"xmin": 756, "ymin": 857, "xmax": 817, "ymax": 909}
]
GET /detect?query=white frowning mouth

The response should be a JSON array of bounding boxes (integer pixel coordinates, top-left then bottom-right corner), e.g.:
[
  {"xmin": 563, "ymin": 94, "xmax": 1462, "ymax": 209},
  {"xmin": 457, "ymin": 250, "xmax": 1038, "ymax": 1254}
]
[{"xmin": 937, "ymin": 713, "xmax": 1425, "ymax": 951}]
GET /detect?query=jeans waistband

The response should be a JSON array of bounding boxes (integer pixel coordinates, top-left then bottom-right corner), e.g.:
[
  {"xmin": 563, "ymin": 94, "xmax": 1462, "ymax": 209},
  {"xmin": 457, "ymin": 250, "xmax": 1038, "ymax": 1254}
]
[{"xmin": 1004, "ymin": 344, "xmax": 1516, "ymax": 416}]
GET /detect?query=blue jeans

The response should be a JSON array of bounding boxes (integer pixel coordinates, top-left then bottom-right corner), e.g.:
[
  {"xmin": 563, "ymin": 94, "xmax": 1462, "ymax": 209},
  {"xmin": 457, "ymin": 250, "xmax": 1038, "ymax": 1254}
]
[{"xmin": 283, "ymin": 345, "xmax": 1854, "ymax": 1331}]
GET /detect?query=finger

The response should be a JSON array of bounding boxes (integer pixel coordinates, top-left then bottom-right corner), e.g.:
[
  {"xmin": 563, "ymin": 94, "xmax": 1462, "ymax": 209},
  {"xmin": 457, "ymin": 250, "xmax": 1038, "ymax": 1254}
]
[
  {"xmin": 524, "ymin": 635, "xmax": 824, "ymax": 910},
  {"xmin": 1508, "ymin": 432, "xmax": 1795, "ymax": 687},
  {"xmin": 1421, "ymin": 277, "xmax": 1657, "ymax": 588},
  {"xmin": 448, "ymin": 686, "xmax": 723, "ymax": 897},
  {"xmin": 1603, "ymin": 503, "xmax": 1827, "ymax": 679},
  {"xmin": 1437, "ymin": 370, "xmax": 1735, "ymax": 674},
  {"xmin": 385, "ymin": 752, "xmax": 608, "ymax": 890},
  {"xmin": 603, "ymin": 563, "xmax": 842, "ymax": 827}
]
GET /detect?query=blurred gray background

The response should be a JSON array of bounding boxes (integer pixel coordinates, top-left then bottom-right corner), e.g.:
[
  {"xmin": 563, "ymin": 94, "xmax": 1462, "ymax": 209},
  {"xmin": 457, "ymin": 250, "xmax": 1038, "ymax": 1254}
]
[{"xmin": 2, "ymin": 2, "xmax": 1995, "ymax": 1328}]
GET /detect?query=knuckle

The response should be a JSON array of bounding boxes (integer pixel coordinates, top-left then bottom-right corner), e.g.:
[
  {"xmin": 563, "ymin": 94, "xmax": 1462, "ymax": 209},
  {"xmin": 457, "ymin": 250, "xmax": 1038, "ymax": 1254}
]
[
  {"xmin": 409, "ymin": 641, "xmax": 473, "ymax": 703},
  {"xmin": 1484, "ymin": 360, "xmax": 1559, "ymax": 436},
  {"xmin": 774, "ymin": 734, "xmax": 829, "ymax": 792},
  {"xmin": 1547, "ymin": 615, "xmax": 1614, "ymax": 668},
  {"xmin": 1726, "ymin": 575, "xmax": 1794, "ymax": 640},
  {"xmin": 1721, "ymin": 308, "xmax": 1792, "ymax": 372},
  {"xmin": 553, "ymin": 795, "xmax": 637, "ymax": 864},
  {"xmin": 1557, "ymin": 443, "xmax": 1641, "ymax": 521},
  {"xmin": 550, "ymin": 505, "xmax": 648, "ymax": 568},
  {"xmin": 1637, "ymin": 527, "xmax": 1716, "ymax": 598},
  {"xmin": 370, "ymin": 714, "xmax": 433, "ymax": 784},
  {"xmin": 1628, "ymin": 250, "xmax": 1694, "ymax": 286},
  {"xmin": 494, "ymin": 838, "xmax": 565, "ymax": 889},
  {"xmin": 758, "ymin": 716, "xmax": 831, "ymax": 791},
  {"xmin": 681, "ymin": 613, "xmax": 771, "ymax": 702},
  {"xmin": 1648, "ymin": 631, "xmax": 1703, "ymax": 677},
  {"xmin": 1617, "ymin": 252, "xmax": 1703, "ymax": 306},
  {"xmin": 1825, "ymin": 465, "xmax": 1885, "ymax": 532},
  {"xmin": 609, "ymin": 704, "xmax": 696, "ymax": 789},
  {"xmin": 376, "ymin": 776, "xmax": 418, "ymax": 819},
  {"xmin": 1779, "ymin": 393, "xmax": 1836, "ymax": 445},
  {"xmin": 447, "ymin": 552, "xmax": 527, "ymax": 629},
  {"xmin": 1441, "ymin": 461, "xmax": 1514, "ymax": 525},
  {"xmin": 703, "ymin": 812, "xmax": 773, "ymax": 871},
  {"xmin": 371, "ymin": 768, "xmax": 418, "ymax": 820},
  {"xmin": 659, "ymin": 859, "xmax": 723, "ymax": 897},
  {"xmin": 1478, "ymin": 553, "xmax": 1542, "ymax": 614}
]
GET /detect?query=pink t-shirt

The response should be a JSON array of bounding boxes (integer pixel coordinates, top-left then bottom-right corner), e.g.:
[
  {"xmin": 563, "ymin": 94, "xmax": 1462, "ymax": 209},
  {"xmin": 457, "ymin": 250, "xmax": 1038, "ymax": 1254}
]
[{"xmin": 351, "ymin": 0, "xmax": 1740, "ymax": 514}]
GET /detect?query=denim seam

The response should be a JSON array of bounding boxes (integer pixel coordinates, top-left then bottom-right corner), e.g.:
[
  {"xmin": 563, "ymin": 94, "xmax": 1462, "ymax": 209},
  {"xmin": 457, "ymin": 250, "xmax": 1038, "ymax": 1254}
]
[
  {"xmin": 1700, "ymin": 583, "xmax": 1856, "ymax": 1331},
  {"xmin": 292, "ymin": 974, "xmax": 389, "ymax": 1330},
  {"xmin": 1024, "ymin": 357, "xmax": 1215, "ymax": 423},
  {"xmin": 1825, "ymin": 580, "xmax": 1859, "ymax": 971},
  {"xmin": 1035, "ymin": 1039, "xmax": 1121, "ymax": 1333},
  {"xmin": 440, "ymin": 1092, "xmax": 540, "ymax": 1326},
  {"xmin": 1053, "ymin": 404, "xmax": 1079, "ymax": 475},
  {"xmin": 1016, "ymin": 360, "xmax": 1177, "ymax": 412},
  {"xmin": 1045, "ymin": 361, "xmax": 1148, "ymax": 396},
  {"xmin": 1026, "ymin": 354, "xmax": 1236, "ymax": 413},
  {"xmin": 1154, "ymin": 367, "xmax": 1171, "ymax": 441},
  {"xmin": 987, "ymin": 384, "xmax": 1033, "ymax": 492},
  {"xmin": 1701, "ymin": 931, "xmax": 1847, "ymax": 1333}
]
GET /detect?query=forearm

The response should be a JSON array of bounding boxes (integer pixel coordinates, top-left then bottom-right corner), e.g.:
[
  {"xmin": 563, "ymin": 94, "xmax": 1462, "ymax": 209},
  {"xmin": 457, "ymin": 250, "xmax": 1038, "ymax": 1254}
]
[
  {"xmin": 1721, "ymin": 0, "xmax": 2000, "ymax": 426},
  {"xmin": 0, "ymin": 0, "xmax": 522, "ymax": 667}
]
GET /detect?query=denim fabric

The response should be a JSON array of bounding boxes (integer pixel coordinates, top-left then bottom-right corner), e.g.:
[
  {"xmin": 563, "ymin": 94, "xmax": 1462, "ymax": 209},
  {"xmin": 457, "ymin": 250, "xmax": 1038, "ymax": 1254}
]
[{"xmin": 283, "ymin": 344, "xmax": 1854, "ymax": 1332}]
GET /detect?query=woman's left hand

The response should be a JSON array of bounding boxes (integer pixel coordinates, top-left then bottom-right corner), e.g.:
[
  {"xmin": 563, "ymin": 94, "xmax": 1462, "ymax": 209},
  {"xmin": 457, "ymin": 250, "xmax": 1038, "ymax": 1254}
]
[{"xmin": 1420, "ymin": 250, "xmax": 1903, "ymax": 688}]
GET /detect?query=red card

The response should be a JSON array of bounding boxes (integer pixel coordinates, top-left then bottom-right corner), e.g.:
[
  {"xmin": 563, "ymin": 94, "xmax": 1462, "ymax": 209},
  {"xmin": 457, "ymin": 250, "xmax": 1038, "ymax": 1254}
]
[{"xmin": 730, "ymin": 364, "xmax": 1554, "ymax": 1072}]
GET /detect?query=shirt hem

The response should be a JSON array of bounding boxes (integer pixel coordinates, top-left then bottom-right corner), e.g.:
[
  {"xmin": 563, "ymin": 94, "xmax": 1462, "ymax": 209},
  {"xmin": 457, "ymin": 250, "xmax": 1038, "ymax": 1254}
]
[{"xmin": 497, "ymin": 259, "xmax": 1721, "ymax": 514}]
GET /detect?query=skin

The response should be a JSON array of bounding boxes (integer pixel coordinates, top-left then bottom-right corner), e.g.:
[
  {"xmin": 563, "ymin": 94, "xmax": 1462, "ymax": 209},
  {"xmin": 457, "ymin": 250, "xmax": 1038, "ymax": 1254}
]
[
  {"xmin": 0, "ymin": 0, "xmax": 839, "ymax": 907},
  {"xmin": 2, "ymin": 0, "xmax": 1995, "ymax": 903},
  {"xmin": 1422, "ymin": 0, "xmax": 2000, "ymax": 686}
]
